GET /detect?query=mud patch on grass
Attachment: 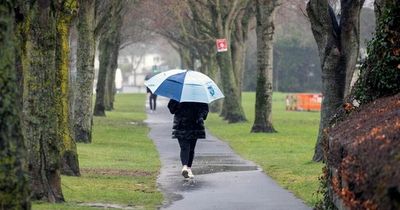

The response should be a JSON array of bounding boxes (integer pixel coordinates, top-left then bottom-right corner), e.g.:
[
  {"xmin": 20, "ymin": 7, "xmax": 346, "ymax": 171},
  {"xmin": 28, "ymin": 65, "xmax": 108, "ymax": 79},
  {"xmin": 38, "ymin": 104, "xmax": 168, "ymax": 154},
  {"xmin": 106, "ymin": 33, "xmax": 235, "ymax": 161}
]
[
  {"xmin": 81, "ymin": 168, "xmax": 154, "ymax": 177},
  {"xmin": 79, "ymin": 202, "xmax": 143, "ymax": 209}
]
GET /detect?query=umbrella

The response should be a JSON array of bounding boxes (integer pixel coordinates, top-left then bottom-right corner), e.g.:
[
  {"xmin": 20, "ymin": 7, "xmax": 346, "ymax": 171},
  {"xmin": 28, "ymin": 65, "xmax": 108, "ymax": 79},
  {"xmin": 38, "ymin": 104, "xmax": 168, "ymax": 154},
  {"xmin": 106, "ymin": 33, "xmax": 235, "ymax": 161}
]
[{"xmin": 144, "ymin": 69, "xmax": 224, "ymax": 103}]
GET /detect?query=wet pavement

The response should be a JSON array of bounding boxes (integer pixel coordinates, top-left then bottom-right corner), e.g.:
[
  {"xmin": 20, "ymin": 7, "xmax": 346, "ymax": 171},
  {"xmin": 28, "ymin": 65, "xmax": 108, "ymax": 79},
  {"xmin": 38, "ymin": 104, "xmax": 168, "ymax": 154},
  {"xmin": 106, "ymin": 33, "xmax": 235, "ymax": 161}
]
[{"xmin": 145, "ymin": 97, "xmax": 312, "ymax": 210}]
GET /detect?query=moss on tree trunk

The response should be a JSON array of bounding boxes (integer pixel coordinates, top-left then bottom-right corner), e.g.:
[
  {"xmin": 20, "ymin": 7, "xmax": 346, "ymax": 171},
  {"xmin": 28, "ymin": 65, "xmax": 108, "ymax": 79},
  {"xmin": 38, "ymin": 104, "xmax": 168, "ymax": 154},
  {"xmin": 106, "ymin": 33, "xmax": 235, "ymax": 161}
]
[
  {"xmin": 55, "ymin": 0, "xmax": 80, "ymax": 176},
  {"xmin": 0, "ymin": 3, "xmax": 30, "ymax": 208},
  {"xmin": 74, "ymin": 0, "xmax": 96, "ymax": 143},
  {"xmin": 251, "ymin": 0, "xmax": 278, "ymax": 133},
  {"xmin": 23, "ymin": 0, "xmax": 64, "ymax": 202}
]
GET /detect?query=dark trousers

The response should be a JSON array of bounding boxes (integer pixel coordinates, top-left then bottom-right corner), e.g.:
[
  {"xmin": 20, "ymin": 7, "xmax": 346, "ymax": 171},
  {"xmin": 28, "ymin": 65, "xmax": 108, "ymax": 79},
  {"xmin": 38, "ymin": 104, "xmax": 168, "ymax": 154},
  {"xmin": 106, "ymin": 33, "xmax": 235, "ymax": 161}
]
[
  {"xmin": 149, "ymin": 94, "xmax": 157, "ymax": 110},
  {"xmin": 177, "ymin": 138, "xmax": 198, "ymax": 167}
]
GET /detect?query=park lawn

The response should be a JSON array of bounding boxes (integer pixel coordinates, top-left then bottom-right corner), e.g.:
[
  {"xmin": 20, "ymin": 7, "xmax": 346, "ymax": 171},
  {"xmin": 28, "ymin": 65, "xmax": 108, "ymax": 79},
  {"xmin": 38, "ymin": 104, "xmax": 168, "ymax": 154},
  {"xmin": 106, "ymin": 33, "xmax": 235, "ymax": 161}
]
[
  {"xmin": 33, "ymin": 94, "xmax": 162, "ymax": 210},
  {"xmin": 206, "ymin": 92, "xmax": 323, "ymax": 206}
]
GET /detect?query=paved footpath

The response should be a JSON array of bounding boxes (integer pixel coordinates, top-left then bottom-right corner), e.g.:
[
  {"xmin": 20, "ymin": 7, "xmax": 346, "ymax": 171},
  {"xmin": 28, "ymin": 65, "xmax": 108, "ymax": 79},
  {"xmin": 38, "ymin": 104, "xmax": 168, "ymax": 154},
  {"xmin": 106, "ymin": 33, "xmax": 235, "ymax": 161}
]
[{"xmin": 144, "ymin": 97, "xmax": 312, "ymax": 210}]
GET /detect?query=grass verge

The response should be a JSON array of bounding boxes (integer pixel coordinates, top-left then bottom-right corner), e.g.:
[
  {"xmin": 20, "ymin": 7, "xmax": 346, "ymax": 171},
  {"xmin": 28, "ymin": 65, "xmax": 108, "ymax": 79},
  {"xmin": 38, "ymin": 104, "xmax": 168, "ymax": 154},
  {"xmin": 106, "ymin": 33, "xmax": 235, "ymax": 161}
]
[
  {"xmin": 206, "ymin": 92, "xmax": 323, "ymax": 206},
  {"xmin": 33, "ymin": 94, "xmax": 162, "ymax": 210}
]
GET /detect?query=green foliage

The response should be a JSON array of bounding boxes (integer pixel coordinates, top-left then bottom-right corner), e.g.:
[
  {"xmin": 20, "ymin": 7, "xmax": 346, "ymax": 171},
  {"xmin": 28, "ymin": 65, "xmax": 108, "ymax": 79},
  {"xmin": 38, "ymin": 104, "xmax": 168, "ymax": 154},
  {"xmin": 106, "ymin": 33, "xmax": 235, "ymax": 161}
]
[
  {"xmin": 243, "ymin": 36, "xmax": 321, "ymax": 92},
  {"xmin": 207, "ymin": 92, "xmax": 323, "ymax": 206},
  {"xmin": 314, "ymin": 166, "xmax": 337, "ymax": 210},
  {"xmin": 355, "ymin": 3, "xmax": 400, "ymax": 104},
  {"xmin": 34, "ymin": 94, "xmax": 162, "ymax": 210}
]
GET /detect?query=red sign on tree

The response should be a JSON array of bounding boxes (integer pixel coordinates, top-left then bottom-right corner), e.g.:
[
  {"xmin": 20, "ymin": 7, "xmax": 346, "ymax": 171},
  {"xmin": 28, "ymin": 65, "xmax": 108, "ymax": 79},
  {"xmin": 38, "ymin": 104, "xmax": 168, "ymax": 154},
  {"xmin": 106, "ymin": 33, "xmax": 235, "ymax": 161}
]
[{"xmin": 216, "ymin": 39, "xmax": 228, "ymax": 52}]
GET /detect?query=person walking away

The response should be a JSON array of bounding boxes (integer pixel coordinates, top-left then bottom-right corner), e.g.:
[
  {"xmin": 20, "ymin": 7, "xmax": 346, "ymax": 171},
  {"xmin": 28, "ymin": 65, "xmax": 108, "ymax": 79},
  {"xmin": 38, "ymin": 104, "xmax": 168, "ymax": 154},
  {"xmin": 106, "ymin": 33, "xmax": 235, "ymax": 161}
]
[
  {"xmin": 167, "ymin": 99, "xmax": 209, "ymax": 179},
  {"xmin": 147, "ymin": 87, "xmax": 157, "ymax": 111},
  {"xmin": 145, "ymin": 73, "xmax": 157, "ymax": 111}
]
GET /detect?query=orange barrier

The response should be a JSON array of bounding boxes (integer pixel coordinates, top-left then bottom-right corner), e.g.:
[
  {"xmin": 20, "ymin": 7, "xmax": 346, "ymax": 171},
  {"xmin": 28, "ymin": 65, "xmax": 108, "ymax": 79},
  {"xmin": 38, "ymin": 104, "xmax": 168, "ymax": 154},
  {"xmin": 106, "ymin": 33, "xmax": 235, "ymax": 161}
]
[{"xmin": 286, "ymin": 93, "xmax": 322, "ymax": 111}]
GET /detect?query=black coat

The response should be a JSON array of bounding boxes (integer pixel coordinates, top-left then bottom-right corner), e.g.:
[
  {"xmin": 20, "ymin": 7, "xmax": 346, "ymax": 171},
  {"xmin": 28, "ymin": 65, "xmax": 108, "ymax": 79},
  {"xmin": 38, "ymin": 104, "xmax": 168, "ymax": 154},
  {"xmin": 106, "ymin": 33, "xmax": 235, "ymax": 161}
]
[{"xmin": 167, "ymin": 99, "xmax": 209, "ymax": 139}]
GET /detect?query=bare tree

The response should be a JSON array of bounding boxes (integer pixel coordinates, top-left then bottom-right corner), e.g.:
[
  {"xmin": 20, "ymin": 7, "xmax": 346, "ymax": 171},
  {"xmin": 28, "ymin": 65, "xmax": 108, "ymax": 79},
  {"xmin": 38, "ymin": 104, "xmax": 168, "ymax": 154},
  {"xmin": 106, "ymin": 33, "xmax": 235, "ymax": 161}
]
[
  {"xmin": 94, "ymin": 0, "xmax": 124, "ymax": 115},
  {"xmin": 251, "ymin": 0, "xmax": 280, "ymax": 133},
  {"xmin": 307, "ymin": 0, "xmax": 365, "ymax": 161},
  {"xmin": 74, "ymin": 0, "xmax": 96, "ymax": 143}
]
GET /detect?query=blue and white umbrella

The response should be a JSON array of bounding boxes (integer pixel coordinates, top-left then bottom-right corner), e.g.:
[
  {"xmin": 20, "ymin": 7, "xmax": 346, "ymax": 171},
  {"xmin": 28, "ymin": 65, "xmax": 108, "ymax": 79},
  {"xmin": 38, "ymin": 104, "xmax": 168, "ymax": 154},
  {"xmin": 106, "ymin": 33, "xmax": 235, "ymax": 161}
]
[{"xmin": 144, "ymin": 69, "xmax": 224, "ymax": 103}]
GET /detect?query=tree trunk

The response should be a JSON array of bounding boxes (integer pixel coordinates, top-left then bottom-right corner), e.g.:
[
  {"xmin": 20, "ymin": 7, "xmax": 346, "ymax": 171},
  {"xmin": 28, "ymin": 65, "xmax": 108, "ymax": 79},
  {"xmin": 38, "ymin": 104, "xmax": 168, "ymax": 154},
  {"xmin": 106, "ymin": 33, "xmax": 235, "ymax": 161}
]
[
  {"xmin": 207, "ymin": 55, "xmax": 223, "ymax": 113},
  {"xmin": 55, "ymin": 1, "xmax": 80, "ymax": 176},
  {"xmin": 216, "ymin": 49, "xmax": 247, "ymax": 122},
  {"xmin": 105, "ymin": 31, "xmax": 121, "ymax": 111},
  {"xmin": 251, "ymin": 0, "xmax": 278, "ymax": 133},
  {"xmin": 23, "ymin": 0, "xmax": 64, "ymax": 202},
  {"xmin": 179, "ymin": 47, "xmax": 194, "ymax": 69},
  {"xmin": 93, "ymin": 33, "xmax": 109, "ymax": 116},
  {"xmin": 307, "ymin": 0, "xmax": 364, "ymax": 162},
  {"xmin": 231, "ymin": 36, "xmax": 246, "ymax": 97},
  {"xmin": 212, "ymin": 0, "xmax": 247, "ymax": 123},
  {"xmin": 232, "ymin": 7, "xmax": 252, "ymax": 98},
  {"xmin": 341, "ymin": 1, "xmax": 364, "ymax": 96},
  {"xmin": 74, "ymin": 0, "xmax": 96, "ymax": 143},
  {"xmin": 354, "ymin": 0, "xmax": 400, "ymax": 104},
  {"xmin": 0, "ymin": 2, "xmax": 30, "ymax": 208},
  {"xmin": 94, "ymin": 0, "xmax": 122, "ymax": 115}
]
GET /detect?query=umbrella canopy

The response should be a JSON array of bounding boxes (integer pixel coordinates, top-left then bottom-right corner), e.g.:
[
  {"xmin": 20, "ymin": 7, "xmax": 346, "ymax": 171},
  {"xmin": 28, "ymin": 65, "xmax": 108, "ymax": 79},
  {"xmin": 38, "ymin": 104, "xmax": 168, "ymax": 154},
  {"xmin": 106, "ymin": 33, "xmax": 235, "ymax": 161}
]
[{"xmin": 144, "ymin": 69, "xmax": 224, "ymax": 103}]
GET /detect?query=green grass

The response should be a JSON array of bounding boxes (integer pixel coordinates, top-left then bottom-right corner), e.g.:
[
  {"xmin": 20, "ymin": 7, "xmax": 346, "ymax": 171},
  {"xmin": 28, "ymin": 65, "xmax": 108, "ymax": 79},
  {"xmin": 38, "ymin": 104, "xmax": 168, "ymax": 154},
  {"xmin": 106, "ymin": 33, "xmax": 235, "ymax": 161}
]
[
  {"xmin": 33, "ymin": 94, "xmax": 162, "ymax": 210},
  {"xmin": 206, "ymin": 92, "xmax": 323, "ymax": 206}
]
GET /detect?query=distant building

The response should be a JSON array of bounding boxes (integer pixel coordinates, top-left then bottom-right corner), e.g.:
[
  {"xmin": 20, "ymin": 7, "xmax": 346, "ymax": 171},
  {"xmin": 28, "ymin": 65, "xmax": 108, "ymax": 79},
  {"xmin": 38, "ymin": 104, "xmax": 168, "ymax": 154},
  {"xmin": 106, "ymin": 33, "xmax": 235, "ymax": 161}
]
[
  {"xmin": 118, "ymin": 54, "xmax": 168, "ymax": 93},
  {"xmin": 93, "ymin": 53, "xmax": 169, "ymax": 93}
]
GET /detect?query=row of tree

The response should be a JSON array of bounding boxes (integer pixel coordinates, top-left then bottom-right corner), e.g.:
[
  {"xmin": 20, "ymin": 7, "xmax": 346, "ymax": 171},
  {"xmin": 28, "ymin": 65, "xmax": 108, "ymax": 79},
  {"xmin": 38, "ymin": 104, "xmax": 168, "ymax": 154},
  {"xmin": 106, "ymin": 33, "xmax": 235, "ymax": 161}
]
[
  {"xmin": 135, "ymin": 0, "xmax": 280, "ymax": 132},
  {"xmin": 0, "ymin": 0, "xmax": 282, "ymax": 206},
  {"xmin": 1, "ymin": 0, "xmax": 398, "ymax": 209},
  {"xmin": 0, "ymin": 0, "xmax": 137, "ymax": 207}
]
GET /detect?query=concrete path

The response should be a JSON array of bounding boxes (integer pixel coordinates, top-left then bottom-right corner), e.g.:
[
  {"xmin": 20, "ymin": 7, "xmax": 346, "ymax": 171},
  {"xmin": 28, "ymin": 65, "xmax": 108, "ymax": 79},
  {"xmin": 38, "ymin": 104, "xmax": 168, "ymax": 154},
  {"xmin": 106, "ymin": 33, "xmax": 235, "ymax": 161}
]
[{"xmin": 145, "ymin": 97, "xmax": 312, "ymax": 210}]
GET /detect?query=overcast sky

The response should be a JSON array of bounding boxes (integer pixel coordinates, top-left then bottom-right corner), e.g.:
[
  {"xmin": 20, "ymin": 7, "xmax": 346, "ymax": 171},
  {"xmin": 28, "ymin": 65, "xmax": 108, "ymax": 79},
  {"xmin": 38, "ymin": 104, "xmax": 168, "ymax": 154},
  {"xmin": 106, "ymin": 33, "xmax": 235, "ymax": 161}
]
[{"xmin": 365, "ymin": 0, "xmax": 374, "ymax": 8}]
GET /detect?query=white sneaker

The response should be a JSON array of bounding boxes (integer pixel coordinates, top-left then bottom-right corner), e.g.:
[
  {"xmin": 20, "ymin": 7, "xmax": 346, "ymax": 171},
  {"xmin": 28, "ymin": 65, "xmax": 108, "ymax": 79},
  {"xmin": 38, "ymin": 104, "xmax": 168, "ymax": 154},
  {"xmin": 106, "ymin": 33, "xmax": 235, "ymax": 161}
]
[
  {"xmin": 181, "ymin": 165, "xmax": 189, "ymax": 178},
  {"xmin": 187, "ymin": 168, "xmax": 194, "ymax": 179}
]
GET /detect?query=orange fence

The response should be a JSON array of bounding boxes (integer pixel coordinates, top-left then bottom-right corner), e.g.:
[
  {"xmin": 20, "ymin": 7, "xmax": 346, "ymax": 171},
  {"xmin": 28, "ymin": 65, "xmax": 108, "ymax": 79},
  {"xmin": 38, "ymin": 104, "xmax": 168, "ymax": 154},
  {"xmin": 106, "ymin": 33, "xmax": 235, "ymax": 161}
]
[{"xmin": 286, "ymin": 93, "xmax": 322, "ymax": 111}]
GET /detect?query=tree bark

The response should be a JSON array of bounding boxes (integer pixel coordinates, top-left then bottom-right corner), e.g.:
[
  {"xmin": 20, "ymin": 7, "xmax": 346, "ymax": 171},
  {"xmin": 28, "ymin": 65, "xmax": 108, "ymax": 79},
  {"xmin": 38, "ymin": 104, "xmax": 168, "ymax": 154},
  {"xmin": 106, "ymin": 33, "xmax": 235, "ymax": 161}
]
[
  {"xmin": 231, "ymin": 31, "xmax": 246, "ymax": 98},
  {"xmin": 94, "ymin": 0, "xmax": 122, "ymax": 115},
  {"xmin": 0, "ymin": 2, "xmax": 30, "ymax": 208},
  {"xmin": 179, "ymin": 47, "xmax": 194, "ymax": 69},
  {"xmin": 212, "ymin": 0, "xmax": 248, "ymax": 123},
  {"xmin": 105, "ymin": 27, "xmax": 121, "ymax": 111},
  {"xmin": 307, "ymin": 0, "xmax": 364, "ymax": 161},
  {"xmin": 55, "ymin": 0, "xmax": 80, "ymax": 176},
  {"xmin": 207, "ymin": 55, "xmax": 223, "ymax": 113},
  {"xmin": 251, "ymin": 0, "xmax": 278, "ymax": 133},
  {"xmin": 23, "ymin": 0, "xmax": 64, "ymax": 202},
  {"xmin": 74, "ymin": 0, "xmax": 96, "ymax": 143},
  {"xmin": 231, "ymin": 6, "xmax": 252, "ymax": 98},
  {"xmin": 341, "ymin": 0, "xmax": 364, "ymax": 96},
  {"xmin": 93, "ymin": 32, "xmax": 109, "ymax": 116}
]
